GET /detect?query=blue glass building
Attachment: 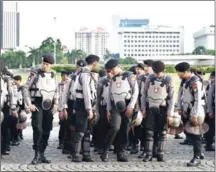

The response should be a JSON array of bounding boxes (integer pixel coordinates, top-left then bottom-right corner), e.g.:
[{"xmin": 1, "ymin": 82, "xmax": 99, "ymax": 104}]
[{"xmin": 119, "ymin": 19, "xmax": 149, "ymax": 28}]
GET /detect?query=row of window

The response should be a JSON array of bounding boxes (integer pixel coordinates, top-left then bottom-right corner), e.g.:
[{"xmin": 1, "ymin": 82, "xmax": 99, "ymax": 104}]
[
  {"xmin": 123, "ymin": 32, "xmax": 181, "ymax": 34},
  {"xmin": 124, "ymin": 44, "xmax": 180, "ymax": 48},
  {"xmin": 124, "ymin": 54, "xmax": 178, "ymax": 57},
  {"xmin": 124, "ymin": 40, "xmax": 180, "ymax": 43},
  {"xmin": 124, "ymin": 49, "xmax": 179, "ymax": 52},
  {"xmin": 123, "ymin": 35, "xmax": 180, "ymax": 39}
]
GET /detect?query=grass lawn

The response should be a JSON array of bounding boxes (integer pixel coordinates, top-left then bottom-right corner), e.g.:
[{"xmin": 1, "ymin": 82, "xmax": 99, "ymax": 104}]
[{"xmin": 17, "ymin": 72, "xmax": 210, "ymax": 103}]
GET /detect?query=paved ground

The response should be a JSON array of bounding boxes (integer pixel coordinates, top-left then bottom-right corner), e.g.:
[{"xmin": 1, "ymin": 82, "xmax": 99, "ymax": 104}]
[{"xmin": 1, "ymin": 126, "xmax": 215, "ymax": 171}]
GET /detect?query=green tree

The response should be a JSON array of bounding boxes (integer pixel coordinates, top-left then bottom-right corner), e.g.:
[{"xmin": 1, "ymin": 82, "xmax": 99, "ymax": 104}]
[
  {"xmin": 192, "ymin": 46, "xmax": 206, "ymax": 55},
  {"xmin": 66, "ymin": 49, "xmax": 86, "ymax": 64}
]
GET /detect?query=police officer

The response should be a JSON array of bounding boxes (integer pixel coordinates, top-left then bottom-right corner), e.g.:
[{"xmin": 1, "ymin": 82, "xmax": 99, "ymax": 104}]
[
  {"xmin": 138, "ymin": 59, "xmax": 154, "ymax": 158},
  {"xmin": 175, "ymin": 62, "xmax": 205, "ymax": 166},
  {"xmin": 141, "ymin": 60, "xmax": 175, "ymax": 162},
  {"xmin": 23, "ymin": 54, "xmax": 58, "ymax": 165},
  {"xmin": 205, "ymin": 71, "xmax": 215, "ymax": 151},
  {"xmin": 57, "ymin": 71, "xmax": 71, "ymax": 153},
  {"xmin": 67, "ymin": 60, "xmax": 87, "ymax": 158},
  {"xmin": 10, "ymin": 75, "xmax": 28, "ymax": 145},
  {"xmin": 72, "ymin": 55, "xmax": 99, "ymax": 162},
  {"xmin": 1, "ymin": 71, "xmax": 14, "ymax": 155},
  {"xmin": 100, "ymin": 59, "xmax": 139, "ymax": 162},
  {"xmin": 94, "ymin": 70, "xmax": 112, "ymax": 154}
]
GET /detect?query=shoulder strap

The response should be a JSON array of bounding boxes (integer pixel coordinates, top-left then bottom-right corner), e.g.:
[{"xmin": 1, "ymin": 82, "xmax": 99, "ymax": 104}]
[
  {"xmin": 122, "ymin": 71, "xmax": 133, "ymax": 80},
  {"xmin": 185, "ymin": 75, "xmax": 200, "ymax": 89},
  {"xmin": 160, "ymin": 75, "xmax": 171, "ymax": 87},
  {"xmin": 101, "ymin": 77, "xmax": 109, "ymax": 87}
]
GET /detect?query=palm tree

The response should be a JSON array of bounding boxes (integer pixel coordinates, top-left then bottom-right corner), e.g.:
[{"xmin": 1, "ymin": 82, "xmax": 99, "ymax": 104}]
[
  {"xmin": 67, "ymin": 49, "xmax": 86, "ymax": 64},
  {"xmin": 192, "ymin": 46, "xmax": 206, "ymax": 55}
]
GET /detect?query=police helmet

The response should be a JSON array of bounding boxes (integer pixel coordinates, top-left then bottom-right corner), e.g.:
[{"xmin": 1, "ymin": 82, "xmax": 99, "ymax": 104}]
[{"xmin": 130, "ymin": 110, "xmax": 143, "ymax": 127}]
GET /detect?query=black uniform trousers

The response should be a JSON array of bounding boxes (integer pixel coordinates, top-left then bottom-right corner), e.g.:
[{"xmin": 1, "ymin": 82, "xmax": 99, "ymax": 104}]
[
  {"xmin": 94, "ymin": 105, "xmax": 110, "ymax": 150},
  {"xmin": 184, "ymin": 110, "xmax": 202, "ymax": 157},
  {"xmin": 1, "ymin": 104, "xmax": 11, "ymax": 153},
  {"xmin": 73, "ymin": 99, "xmax": 91, "ymax": 157},
  {"xmin": 144, "ymin": 105, "xmax": 167, "ymax": 156},
  {"xmin": 31, "ymin": 98, "xmax": 53, "ymax": 153},
  {"xmin": 10, "ymin": 115, "xmax": 18, "ymax": 142},
  {"xmin": 103, "ymin": 102, "xmax": 130, "ymax": 154},
  {"xmin": 204, "ymin": 108, "xmax": 215, "ymax": 147}
]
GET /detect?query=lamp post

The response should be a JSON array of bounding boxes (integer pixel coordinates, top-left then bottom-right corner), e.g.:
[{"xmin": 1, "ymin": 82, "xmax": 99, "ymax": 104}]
[{"xmin": 53, "ymin": 17, "xmax": 57, "ymax": 64}]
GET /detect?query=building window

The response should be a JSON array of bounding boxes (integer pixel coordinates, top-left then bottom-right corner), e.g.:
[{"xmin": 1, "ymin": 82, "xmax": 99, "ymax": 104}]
[{"xmin": 124, "ymin": 54, "xmax": 127, "ymax": 56}]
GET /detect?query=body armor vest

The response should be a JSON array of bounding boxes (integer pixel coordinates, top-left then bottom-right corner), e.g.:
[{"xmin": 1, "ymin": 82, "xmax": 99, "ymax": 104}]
[
  {"xmin": 147, "ymin": 74, "xmax": 170, "ymax": 108},
  {"xmin": 75, "ymin": 70, "xmax": 97, "ymax": 103},
  {"xmin": 0, "ymin": 77, "xmax": 8, "ymax": 108},
  {"xmin": 182, "ymin": 74, "xmax": 204, "ymax": 112},
  {"xmin": 110, "ymin": 72, "xmax": 132, "ymax": 111},
  {"xmin": 69, "ymin": 74, "xmax": 77, "ymax": 100},
  {"xmin": 30, "ymin": 69, "xmax": 57, "ymax": 110},
  {"xmin": 58, "ymin": 79, "xmax": 71, "ymax": 110},
  {"xmin": 100, "ymin": 77, "xmax": 110, "ymax": 106}
]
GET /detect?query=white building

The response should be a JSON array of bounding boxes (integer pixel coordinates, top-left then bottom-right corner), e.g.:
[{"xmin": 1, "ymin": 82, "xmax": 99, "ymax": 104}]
[
  {"xmin": 118, "ymin": 25, "xmax": 184, "ymax": 59},
  {"xmin": 2, "ymin": 1, "xmax": 20, "ymax": 49},
  {"xmin": 193, "ymin": 25, "xmax": 215, "ymax": 50},
  {"xmin": 75, "ymin": 27, "xmax": 109, "ymax": 58}
]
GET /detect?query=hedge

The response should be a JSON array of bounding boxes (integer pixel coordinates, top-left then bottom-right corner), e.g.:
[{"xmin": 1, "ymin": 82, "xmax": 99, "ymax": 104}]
[{"xmin": 51, "ymin": 64, "xmax": 215, "ymax": 73}]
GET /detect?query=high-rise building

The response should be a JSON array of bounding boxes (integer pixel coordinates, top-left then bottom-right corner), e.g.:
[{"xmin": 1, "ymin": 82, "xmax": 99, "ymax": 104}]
[
  {"xmin": 2, "ymin": 1, "xmax": 20, "ymax": 49},
  {"xmin": 75, "ymin": 27, "xmax": 109, "ymax": 58},
  {"xmin": 193, "ymin": 25, "xmax": 215, "ymax": 50},
  {"xmin": 111, "ymin": 15, "xmax": 184, "ymax": 59}
]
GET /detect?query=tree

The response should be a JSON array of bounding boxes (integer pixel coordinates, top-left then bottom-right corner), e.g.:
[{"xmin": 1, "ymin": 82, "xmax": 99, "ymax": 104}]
[
  {"xmin": 67, "ymin": 49, "xmax": 86, "ymax": 64},
  {"xmin": 192, "ymin": 46, "xmax": 206, "ymax": 55}
]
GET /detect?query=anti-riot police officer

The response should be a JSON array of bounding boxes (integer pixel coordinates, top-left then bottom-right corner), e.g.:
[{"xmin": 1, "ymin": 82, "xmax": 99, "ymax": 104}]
[
  {"xmin": 138, "ymin": 59, "xmax": 154, "ymax": 158},
  {"xmin": 141, "ymin": 61, "xmax": 175, "ymax": 162},
  {"xmin": 175, "ymin": 62, "xmax": 205, "ymax": 166},
  {"xmin": 57, "ymin": 71, "xmax": 71, "ymax": 153},
  {"xmin": 72, "ymin": 55, "xmax": 99, "ymax": 162},
  {"xmin": 100, "ymin": 59, "xmax": 139, "ymax": 162},
  {"xmin": 23, "ymin": 54, "xmax": 58, "ymax": 165},
  {"xmin": 205, "ymin": 71, "xmax": 215, "ymax": 151}
]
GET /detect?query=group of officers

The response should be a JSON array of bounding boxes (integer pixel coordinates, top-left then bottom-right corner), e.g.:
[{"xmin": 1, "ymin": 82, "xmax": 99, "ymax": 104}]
[{"xmin": 0, "ymin": 53, "xmax": 215, "ymax": 167}]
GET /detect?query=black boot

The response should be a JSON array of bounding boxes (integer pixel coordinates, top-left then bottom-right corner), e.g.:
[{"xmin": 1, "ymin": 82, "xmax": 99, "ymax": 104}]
[
  {"xmin": 152, "ymin": 142, "xmax": 158, "ymax": 158},
  {"xmin": 117, "ymin": 151, "xmax": 128, "ymax": 162},
  {"xmin": 143, "ymin": 141, "xmax": 153, "ymax": 162},
  {"xmin": 57, "ymin": 141, "xmax": 63, "ymax": 149},
  {"xmin": 205, "ymin": 144, "xmax": 215, "ymax": 151},
  {"xmin": 187, "ymin": 156, "xmax": 201, "ymax": 167},
  {"xmin": 11, "ymin": 140, "xmax": 20, "ymax": 146},
  {"xmin": 109, "ymin": 145, "xmax": 114, "ymax": 151},
  {"xmin": 157, "ymin": 141, "xmax": 166, "ymax": 162},
  {"xmin": 82, "ymin": 155, "xmax": 94, "ymax": 162},
  {"xmin": 130, "ymin": 142, "xmax": 139, "ymax": 154},
  {"xmin": 200, "ymin": 153, "xmax": 205, "ymax": 160},
  {"xmin": 138, "ymin": 151, "xmax": 145, "ymax": 159},
  {"xmin": 97, "ymin": 148, "xmax": 103, "ymax": 155},
  {"xmin": 2, "ymin": 150, "xmax": 10, "ymax": 155},
  {"xmin": 100, "ymin": 150, "xmax": 109, "ymax": 162},
  {"xmin": 38, "ymin": 152, "xmax": 51, "ymax": 164},
  {"xmin": 72, "ymin": 142, "xmax": 82, "ymax": 162},
  {"xmin": 31, "ymin": 151, "xmax": 39, "ymax": 165}
]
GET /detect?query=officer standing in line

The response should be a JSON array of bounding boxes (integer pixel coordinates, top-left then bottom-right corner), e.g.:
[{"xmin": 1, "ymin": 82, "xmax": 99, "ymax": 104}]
[
  {"xmin": 129, "ymin": 63, "xmax": 146, "ymax": 155},
  {"xmin": 23, "ymin": 54, "xmax": 58, "ymax": 165},
  {"xmin": 141, "ymin": 60, "xmax": 175, "ymax": 162},
  {"xmin": 94, "ymin": 70, "xmax": 112, "ymax": 154},
  {"xmin": 72, "ymin": 55, "xmax": 99, "ymax": 162},
  {"xmin": 100, "ymin": 59, "xmax": 139, "ymax": 162},
  {"xmin": 57, "ymin": 71, "xmax": 71, "ymax": 152},
  {"xmin": 138, "ymin": 59, "xmax": 154, "ymax": 159},
  {"xmin": 205, "ymin": 71, "xmax": 215, "ymax": 151},
  {"xmin": 1, "ymin": 70, "xmax": 14, "ymax": 155},
  {"xmin": 175, "ymin": 62, "xmax": 205, "ymax": 166}
]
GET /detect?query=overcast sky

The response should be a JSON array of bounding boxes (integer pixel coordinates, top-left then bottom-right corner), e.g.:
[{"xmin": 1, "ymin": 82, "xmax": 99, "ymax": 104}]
[{"xmin": 13, "ymin": 1, "xmax": 215, "ymax": 53}]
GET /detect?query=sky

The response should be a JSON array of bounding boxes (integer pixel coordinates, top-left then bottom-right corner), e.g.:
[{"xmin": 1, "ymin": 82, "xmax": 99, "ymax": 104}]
[{"xmin": 9, "ymin": 1, "xmax": 215, "ymax": 53}]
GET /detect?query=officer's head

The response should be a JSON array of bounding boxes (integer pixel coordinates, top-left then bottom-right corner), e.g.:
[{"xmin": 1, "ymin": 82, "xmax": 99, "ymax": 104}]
[
  {"xmin": 76, "ymin": 60, "xmax": 86, "ymax": 71},
  {"xmin": 13, "ymin": 75, "xmax": 22, "ymax": 85},
  {"xmin": 41, "ymin": 54, "xmax": 55, "ymax": 72},
  {"xmin": 99, "ymin": 70, "xmax": 106, "ymax": 78},
  {"xmin": 136, "ymin": 63, "xmax": 145, "ymax": 75},
  {"xmin": 175, "ymin": 62, "xmax": 191, "ymax": 79},
  {"xmin": 152, "ymin": 61, "xmax": 165, "ymax": 77},
  {"xmin": 85, "ymin": 55, "xmax": 100, "ymax": 71},
  {"xmin": 105, "ymin": 59, "xmax": 121, "ymax": 76},
  {"xmin": 143, "ymin": 60, "xmax": 154, "ymax": 74},
  {"xmin": 61, "ymin": 71, "xmax": 68, "ymax": 81},
  {"xmin": 210, "ymin": 71, "xmax": 215, "ymax": 81},
  {"xmin": 128, "ymin": 66, "xmax": 137, "ymax": 75}
]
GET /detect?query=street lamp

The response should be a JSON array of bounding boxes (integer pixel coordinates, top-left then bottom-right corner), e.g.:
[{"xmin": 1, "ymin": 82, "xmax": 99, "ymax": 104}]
[{"xmin": 53, "ymin": 17, "xmax": 57, "ymax": 64}]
